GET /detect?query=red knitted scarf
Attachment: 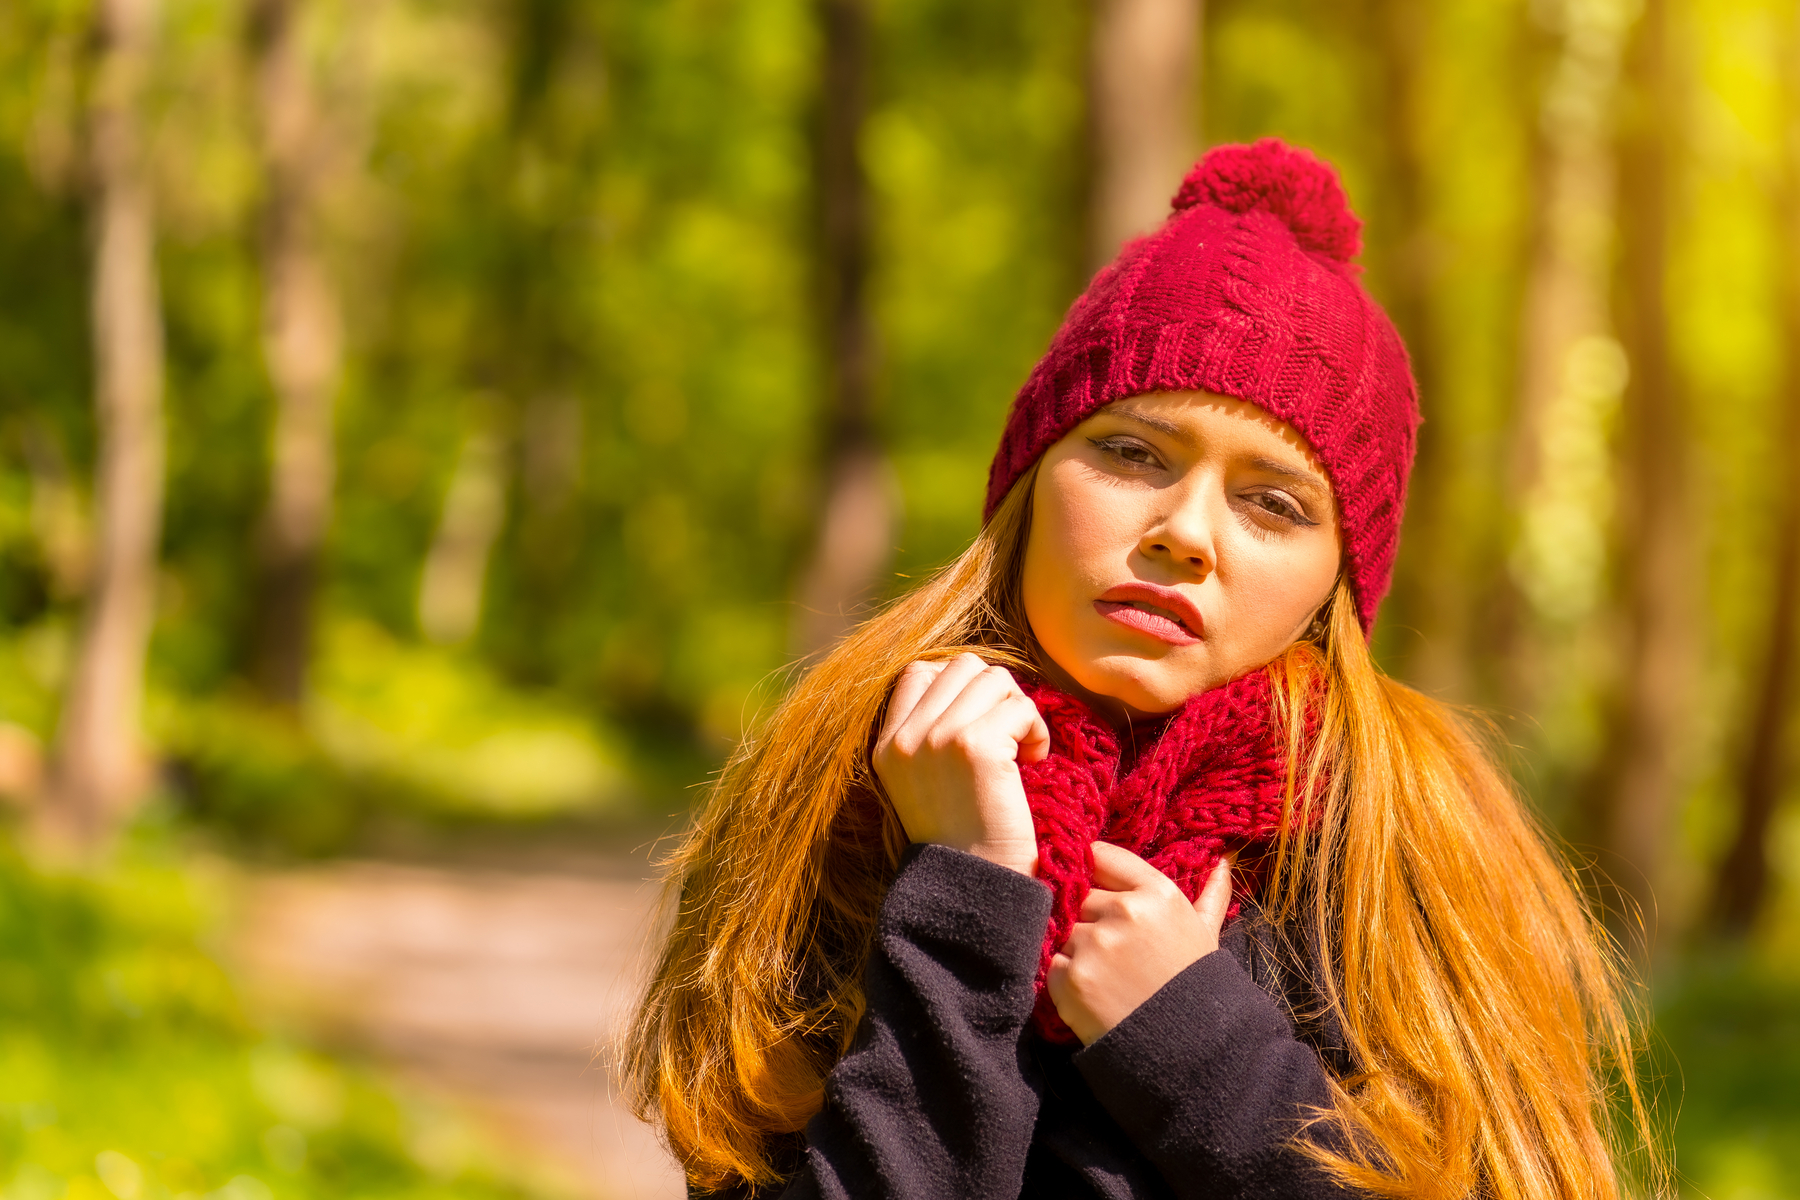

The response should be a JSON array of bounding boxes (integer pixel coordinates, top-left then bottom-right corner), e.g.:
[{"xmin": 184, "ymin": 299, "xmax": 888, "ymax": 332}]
[{"xmin": 1020, "ymin": 669, "xmax": 1293, "ymax": 1043}]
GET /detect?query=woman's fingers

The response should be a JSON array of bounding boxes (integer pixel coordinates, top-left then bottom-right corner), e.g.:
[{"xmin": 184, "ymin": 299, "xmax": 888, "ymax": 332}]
[
  {"xmin": 929, "ymin": 663, "xmax": 1025, "ymax": 743},
  {"xmin": 1080, "ymin": 843, "xmax": 1232, "ymax": 925},
  {"xmin": 1016, "ymin": 703, "xmax": 1051, "ymax": 764},
  {"xmin": 942, "ymin": 696, "xmax": 1048, "ymax": 774},
  {"xmin": 1078, "ymin": 886, "xmax": 1117, "ymax": 922},
  {"xmin": 892, "ymin": 657, "xmax": 1045, "ymax": 770},
  {"xmin": 1191, "ymin": 855, "xmax": 1234, "ymax": 935},
  {"xmin": 879, "ymin": 659, "xmax": 946, "ymax": 744},
  {"xmin": 895, "ymin": 653, "xmax": 992, "ymax": 741},
  {"xmin": 1088, "ymin": 840, "xmax": 1165, "ymax": 891}
]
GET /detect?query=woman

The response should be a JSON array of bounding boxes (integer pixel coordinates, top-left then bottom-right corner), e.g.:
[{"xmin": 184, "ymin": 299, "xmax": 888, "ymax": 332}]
[{"xmin": 626, "ymin": 139, "xmax": 1657, "ymax": 1199}]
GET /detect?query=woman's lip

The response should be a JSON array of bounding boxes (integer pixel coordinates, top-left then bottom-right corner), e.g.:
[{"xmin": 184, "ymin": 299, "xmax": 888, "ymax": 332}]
[
  {"xmin": 1093, "ymin": 583, "xmax": 1204, "ymax": 646},
  {"xmin": 1096, "ymin": 601, "xmax": 1202, "ymax": 645}
]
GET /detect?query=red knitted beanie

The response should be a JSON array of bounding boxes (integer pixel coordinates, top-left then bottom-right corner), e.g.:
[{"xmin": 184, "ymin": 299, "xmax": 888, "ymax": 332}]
[{"xmin": 985, "ymin": 139, "xmax": 1420, "ymax": 634}]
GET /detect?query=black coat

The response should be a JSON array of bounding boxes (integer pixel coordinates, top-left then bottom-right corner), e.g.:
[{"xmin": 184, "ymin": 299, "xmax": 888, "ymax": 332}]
[{"xmin": 701, "ymin": 843, "xmax": 1358, "ymax": 1199}]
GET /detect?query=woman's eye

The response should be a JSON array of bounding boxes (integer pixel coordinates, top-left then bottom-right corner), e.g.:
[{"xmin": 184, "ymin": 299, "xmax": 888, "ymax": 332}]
[
  {"xmin": 1250, "ymin": 491, "xmax": 1308, "ymax": 523},
  {"xmin": 1089, "ymin": 437, "xmax": 1162, "ymax": 470}
]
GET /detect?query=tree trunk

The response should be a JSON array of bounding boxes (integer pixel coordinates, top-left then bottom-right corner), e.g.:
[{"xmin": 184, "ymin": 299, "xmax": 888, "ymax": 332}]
[
  {"xmin": 41, "ymin": 0, "xmax": 166, "ymax": 850},
  {"xmin": 792, "ymin": 0, "xmax": 895, "ymax": 658},
  {"xmin": 249, "ymin": 0, "xmax": 342, "ymax": 706},
  {"xmin": 1589, "ymin": 0, "xmax": 1693, "ymax": 952},
  {"xmin": 1366, "ymin": 0, "xmax": 1463, "ymax": 694},
  {"xmin": 1087, "ymin": 0, "xmax": 1201, "ymax": 273},
  {"xmin": 1500, "ymin": 0, "xmax": 1628, "ymax": 718},
  {"xmin": 418, "ymin": 428, "xmax": 507, "ymax": 645},
  {"xmin": 1710, "ymin": 3, "xmax": 1800, "ymax": 935}
]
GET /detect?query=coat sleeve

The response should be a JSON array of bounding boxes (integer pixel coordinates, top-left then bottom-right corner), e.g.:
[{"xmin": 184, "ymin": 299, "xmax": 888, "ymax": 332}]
[
  {"xmin": 756, "ymin": 842, "xmax": 1052, "ymax": 1200},
  {"xmin": 1070, "ymin": 947, "xmax": 1359, "ymax": 1200}
]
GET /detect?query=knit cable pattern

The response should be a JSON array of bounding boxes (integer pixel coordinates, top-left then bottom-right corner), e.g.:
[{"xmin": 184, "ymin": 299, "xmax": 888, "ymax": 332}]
[{"xmin": 1021, "ymin": 669, "xmax": 1293, "ymax": 1044}]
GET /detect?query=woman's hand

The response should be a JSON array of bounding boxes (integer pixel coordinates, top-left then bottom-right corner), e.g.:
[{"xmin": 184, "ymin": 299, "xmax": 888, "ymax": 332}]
[
  {"xmin": 873, "ymin": 654, "xmax": 1050, "ymax": 876},
  {"xmin": 1047, "ymin": 842, "xmax": 1233, "ymax": 1044}
]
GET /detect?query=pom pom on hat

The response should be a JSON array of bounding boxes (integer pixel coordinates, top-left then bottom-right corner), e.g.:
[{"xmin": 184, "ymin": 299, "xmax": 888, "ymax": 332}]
[{"xmin": 1171, "ymin": 138, "xmax": 1362, "ymax": 264}]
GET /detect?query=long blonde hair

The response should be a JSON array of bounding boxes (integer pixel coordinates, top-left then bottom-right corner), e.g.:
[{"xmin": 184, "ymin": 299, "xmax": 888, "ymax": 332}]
[{"xmin": 624, "ymin": 471, "xmax": 1661, "ymax": 1199}]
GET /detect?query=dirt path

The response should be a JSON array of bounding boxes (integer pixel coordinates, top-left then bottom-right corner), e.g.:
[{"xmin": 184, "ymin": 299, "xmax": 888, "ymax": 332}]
[{"xmin": 230, "ymin": 850, "xmax": 684, "ymax": 1200}]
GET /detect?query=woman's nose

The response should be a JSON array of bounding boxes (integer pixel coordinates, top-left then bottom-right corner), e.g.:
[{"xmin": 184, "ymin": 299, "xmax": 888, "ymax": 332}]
[{"xmin": 1140, "ymin": 494, "xmax": 1216, "ymax": 577}]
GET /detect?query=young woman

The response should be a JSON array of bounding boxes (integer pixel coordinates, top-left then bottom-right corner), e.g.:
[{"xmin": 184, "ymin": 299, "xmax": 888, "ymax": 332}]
[{"xmin": 626, "ymin": 139, "xmax": 1656, "ymax": 1200}]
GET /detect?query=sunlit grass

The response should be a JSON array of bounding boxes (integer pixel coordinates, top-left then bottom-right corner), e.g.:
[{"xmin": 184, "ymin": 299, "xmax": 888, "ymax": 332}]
[
  {"xmin": 147, "ymin": 616, "xmax": 639, "ymax": 855},
  {"xmin": 307, "ymin": 618, "xmax": 628, "ymax": 818}
]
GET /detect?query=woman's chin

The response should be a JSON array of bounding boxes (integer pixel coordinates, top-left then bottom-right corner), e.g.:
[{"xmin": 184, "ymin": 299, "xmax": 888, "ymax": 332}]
[{"xmin": 1067, "ymin": 654, "xmax": 1222, "ymax": 718}]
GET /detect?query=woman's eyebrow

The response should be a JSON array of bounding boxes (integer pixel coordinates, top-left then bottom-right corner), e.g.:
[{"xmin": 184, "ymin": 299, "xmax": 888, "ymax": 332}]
[
  {"xmin": 1248, "ymin": 455, "xmax": 1329, "ymax": 494},
  {"xmin": 1112, "ymin": 410, "xmax": 1188, "ymax": 438}
]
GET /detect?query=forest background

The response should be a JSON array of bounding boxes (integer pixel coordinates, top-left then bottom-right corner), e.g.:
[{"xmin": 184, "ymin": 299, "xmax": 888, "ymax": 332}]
[{"xmin": 1, "ymin": 0, "xmax": 1798, "ymax": 1195}]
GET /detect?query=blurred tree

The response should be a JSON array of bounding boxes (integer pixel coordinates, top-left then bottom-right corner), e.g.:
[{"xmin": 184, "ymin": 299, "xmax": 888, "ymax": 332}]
[
  {"xmin": 40, "ymin": 0, "xmax": 166, "ymax": 849},
  {"xmin": 1087, "ymin": 0, "xmax": 1201, "ymax": 271},
  {"xmin": 487, "ymin": 0, "xmax": 585, "ymax": 664},
  {"xmin": 792, "ymin": 0, "xmax": 894, "ymax": 656},
  {"xmin": 419, "ymin": 421, "xmax": 504, "ymax": 644},
  {"xmin": 246, "ymin": 0, "xmax": 349, "ymax": 707},
  {"xmin": 1501, "ymin": 0, "xmax": 1627, "ymax": 725},
  {"xmin": 1587, "ymin": 0, "xmax": 1694, "ymax": 949},
  {"xmin": 1711, "ymin": 0, "xmax": 1800, "ymax": 937},
  {"xmin": 466, "ymin": 0, "xmax": 601, "ymax": 682},
  {"xmin": 1365, "ymin": 0, "xmax": 1461, "ymax": 696}
]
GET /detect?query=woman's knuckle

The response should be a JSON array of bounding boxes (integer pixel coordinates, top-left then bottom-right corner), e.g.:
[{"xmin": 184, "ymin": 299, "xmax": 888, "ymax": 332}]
[{"xmin": 950, "ymin": 725, "xmax": 985, "ymax": 752}]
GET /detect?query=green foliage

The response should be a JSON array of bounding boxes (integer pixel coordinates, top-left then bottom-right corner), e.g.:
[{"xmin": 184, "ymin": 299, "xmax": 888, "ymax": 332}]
[
  {"xmin": 1653, "ymin": 955, "xmax": 1800, "ymax": 1197},
  {"xmin": 0, "ymin": 829, "xmax": 550, "ymax": 1198},
  {"xmin": 155, "ymin": 618, "xmax": 634, "ymax": 856}
]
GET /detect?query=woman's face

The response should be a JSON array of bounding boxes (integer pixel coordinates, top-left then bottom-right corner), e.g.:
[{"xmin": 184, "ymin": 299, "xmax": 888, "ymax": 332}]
[{"xmin": 1022, "ymin": 390, "xmax": 1342, "ymax": 718}]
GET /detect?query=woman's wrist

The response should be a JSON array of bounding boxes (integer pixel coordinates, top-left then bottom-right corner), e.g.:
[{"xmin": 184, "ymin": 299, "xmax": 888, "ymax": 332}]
[{"xmin": 963, "ymin": 837, "xmax": 1039, "ymax": 877}]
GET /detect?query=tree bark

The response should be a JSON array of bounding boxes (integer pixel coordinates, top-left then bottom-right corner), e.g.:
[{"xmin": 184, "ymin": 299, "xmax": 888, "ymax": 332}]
[
  {"xmin": 1087, "ymin": 0, "xmax": 1200, "ymax": 273},
  {"xmin": 249, "ymin": 0, "xmax": 342, "ymax": 706},
  {"xmin": 1589, "ymin": 0, "xmax": 1693, "ymax": 952},
  {"xmin": 1710, "ymin": 3, "xmax": 1800, "ymax": 935},
  {"xmin": 41, "ymin": 0, "xmax": 166, "ymax": 849},
  {"xmin": 792, "ymin": 0, "xmax": 895, "ymax": 658}
]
